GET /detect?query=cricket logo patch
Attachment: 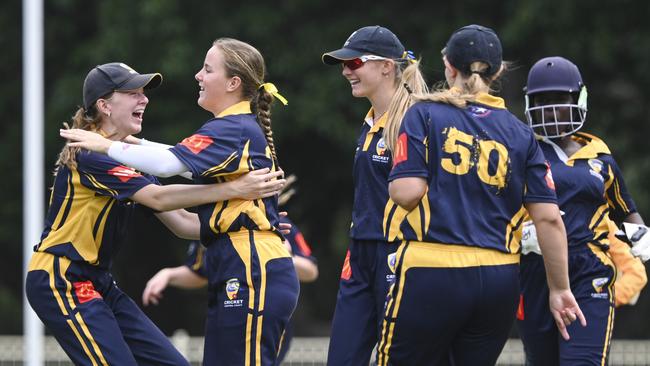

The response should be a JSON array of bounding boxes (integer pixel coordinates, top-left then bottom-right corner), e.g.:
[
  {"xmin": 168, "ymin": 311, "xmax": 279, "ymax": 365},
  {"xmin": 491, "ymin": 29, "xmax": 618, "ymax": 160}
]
[
  {"xmin": 224, "ymin": 278, "xmax": 244, "ymax": 308},
  {"xmin": 588, "ymin": 159, "xmax": 605, "ymax": 182},
  {"xmin": 386, "ymin": 252, "xmax": 397, "ymax": 284},
  {"xmin": 591, "ymin": 277, "xmax": 610, "ymax": 299},
  {"xmin": 372, "ymin": 137, "xmax": 390, "ymax": 164}
]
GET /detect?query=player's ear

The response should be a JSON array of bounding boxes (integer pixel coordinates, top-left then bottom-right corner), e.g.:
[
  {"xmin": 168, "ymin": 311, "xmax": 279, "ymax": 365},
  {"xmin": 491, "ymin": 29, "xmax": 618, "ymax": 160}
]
[
  {"xmin": 227, "ymin": 76, "xmax": 242, "ymax": 92},
  {"xmin": 95, "ymin": 99, "xmax": 111, "ymax": 117}
]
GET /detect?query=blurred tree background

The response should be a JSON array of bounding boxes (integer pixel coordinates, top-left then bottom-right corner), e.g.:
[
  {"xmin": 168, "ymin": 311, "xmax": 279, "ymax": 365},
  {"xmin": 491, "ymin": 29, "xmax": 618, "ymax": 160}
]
[{"xmin": 2, "ymin": 0, "xmax": 649, "ymax": 338}]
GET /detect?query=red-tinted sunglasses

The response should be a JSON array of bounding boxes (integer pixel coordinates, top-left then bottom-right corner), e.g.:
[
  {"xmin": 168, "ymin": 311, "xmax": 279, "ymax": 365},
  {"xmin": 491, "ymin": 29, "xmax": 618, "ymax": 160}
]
[{"xmin": 342, "ymin": 55, "xmax": 389, "ymax": 70}]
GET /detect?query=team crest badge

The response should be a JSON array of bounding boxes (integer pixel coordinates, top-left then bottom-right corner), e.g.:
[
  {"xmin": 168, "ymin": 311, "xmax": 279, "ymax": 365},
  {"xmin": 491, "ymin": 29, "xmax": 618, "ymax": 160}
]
[
  {"xmin": 592, "ymin": 277, "xmax": 609, "ymax": 293},
  {"xmin": 225, "ymin": 278, "xmax": 240, "ymax": 300},
  {"xmin": 468, "ymin": 105, "xmax": 491, "ymax": 117},
  {"xmin": 376, "ymin": 137, "xmax": 387, "ymax": 156},
  {"xmin": 588, "ymin": 159, "xmax": 604, "ymax": 174},
  {"xmin": 387, "ymin": 253, "xmax": 397, "ymax": 274}
]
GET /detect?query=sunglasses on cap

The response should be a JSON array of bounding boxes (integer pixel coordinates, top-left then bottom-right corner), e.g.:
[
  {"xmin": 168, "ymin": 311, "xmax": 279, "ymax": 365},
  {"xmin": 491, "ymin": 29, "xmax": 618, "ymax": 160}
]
[{"xmin": 343, "ymin": 55, "xmax": 390, "ymax": 70}]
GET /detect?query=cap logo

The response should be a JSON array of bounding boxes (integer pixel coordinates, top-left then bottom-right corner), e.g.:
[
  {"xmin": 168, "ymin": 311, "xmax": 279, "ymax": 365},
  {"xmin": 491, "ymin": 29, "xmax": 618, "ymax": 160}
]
[
  {"xmin": 344, "ymin": 31, "xmax": 358, "ymax": 46},
  {"xmin": 118, "ymin": 63, "xmax": 137, "ymax": 74}
]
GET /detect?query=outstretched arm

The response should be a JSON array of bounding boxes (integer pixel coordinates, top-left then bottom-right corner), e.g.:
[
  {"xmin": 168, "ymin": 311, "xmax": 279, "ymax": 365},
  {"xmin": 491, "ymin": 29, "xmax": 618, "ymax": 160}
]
[
  {"xmin": 525, "ymin": 201, "xmax": 587, "ymax": 340},
  {"xmin": 142, "ymin": 266, "xmax": 208, "ymax": 306}
]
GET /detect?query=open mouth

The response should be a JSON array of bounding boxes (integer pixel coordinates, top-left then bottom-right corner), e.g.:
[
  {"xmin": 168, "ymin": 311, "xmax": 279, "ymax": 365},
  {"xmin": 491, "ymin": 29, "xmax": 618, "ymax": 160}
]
[{"xmin": 132, "ymin": 111, "xmax": 144, "ymax": 120}]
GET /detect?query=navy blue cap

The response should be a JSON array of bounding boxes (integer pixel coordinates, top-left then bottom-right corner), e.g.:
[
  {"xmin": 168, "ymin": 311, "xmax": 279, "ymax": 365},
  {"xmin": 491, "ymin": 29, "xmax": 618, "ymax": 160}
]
[
  {"xmin": 83, "ymin": 62, "xmax": 162, "ymax": 110},
  {"xmin": 322, "ymin": 26, "xmax": 405, "ymax": 65},
  {"xmin": 444, "ymin": 24, "xmax": 502, "ymax": 76}
]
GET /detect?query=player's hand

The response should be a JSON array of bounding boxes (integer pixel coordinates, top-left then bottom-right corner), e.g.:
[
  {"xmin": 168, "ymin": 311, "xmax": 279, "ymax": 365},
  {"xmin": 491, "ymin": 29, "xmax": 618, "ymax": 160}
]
[
  {"xmin": 283, "ymin": 239, "xmax": 293, "ymax": 254},
  {"xmin": 59, "ymin": 128, "xmax": 112, "ymax": 154},
  {"xmin": 231, "ymin": 168, "xmax": 285, "ymax": 200},
  {"xmin": 617, "ymin": 223, "xmax": 650, "ymax": 262},
  {"xmin": 521, "ymin": 220, "xmax": 541, "ymax": 255},
  {"xmin": 548, "ymin": 289, "xmax": 587, "ymax": 340},
  {"xmin": 122, "ymin": 135, "xmax": 141, "ymax": 145},
  {"xmin": 142, "ymin": 269, "xmax": 171, "ymax": 306}
]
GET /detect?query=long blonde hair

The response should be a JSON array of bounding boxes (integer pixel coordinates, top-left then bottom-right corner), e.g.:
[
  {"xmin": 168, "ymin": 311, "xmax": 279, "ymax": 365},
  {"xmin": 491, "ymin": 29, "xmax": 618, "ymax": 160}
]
[
  {"xmin": 383, "ymin": 58, "xmax": 429, "ymax": 152},
  {"xmin": 55, "ymin": 105, "xmax": 106, "ymax": 172},
  {"xmin": 415, "ymin": 60, "xmax": 508, "ymax": 108},
  {"xmin": 213, "ymin": 38, "xmax": 280, "ymax": 168}
]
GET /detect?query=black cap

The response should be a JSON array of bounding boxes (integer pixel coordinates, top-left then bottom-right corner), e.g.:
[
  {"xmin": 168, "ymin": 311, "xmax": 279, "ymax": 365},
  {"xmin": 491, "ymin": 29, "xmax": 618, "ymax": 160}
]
[
  {"xmin": 444, "ymin": 24, "xmax": 502, "ymax": 76},
  {"xmin": 82, "ymin": 62, "xmax": 163, "ymax": 110},
  {"xmin": 322, "ymin": 26, "xmax": 405, "ymax": 65}
]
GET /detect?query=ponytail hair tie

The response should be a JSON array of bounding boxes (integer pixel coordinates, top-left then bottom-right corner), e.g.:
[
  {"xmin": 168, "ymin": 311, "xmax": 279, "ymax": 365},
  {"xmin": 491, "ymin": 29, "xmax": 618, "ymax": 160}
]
[
  {"xmin": 403, "ymin": 83, "xmax": 413, "ymax": 94},
  {"xmin": 402, "ymin": 50, "xmax": 417, "ymax": 64},
  {"xmin": 259, "ymin": 82, "xmax": 288, "ymax": 106}
]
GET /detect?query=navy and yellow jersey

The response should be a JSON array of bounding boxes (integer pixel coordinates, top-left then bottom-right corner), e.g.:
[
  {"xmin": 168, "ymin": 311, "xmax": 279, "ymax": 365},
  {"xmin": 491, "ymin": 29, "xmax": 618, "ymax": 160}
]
[
  {"xmin": 351, "ymin": 109, "xmax": 408, "ymax": 242},
  {"xmin": 184, "ymin": 241, "xmax": 208, "ymax": 278},
  {"xmin": 183, "ymin": 216, "xmax": 316, "ymax": 278},
  {"xmin": 539, "ymin": 132, "xmax": 636, "ymax": 249},
  {"xmin": 389, "ymin": 93, "xmax": 557, "ymax": 253},
  {"xmin": 169, "ymin": 101, "xmax": 281, "ymax": 244},
  {"xmin": 282, "ymin": 216, "xmax": 317, "ymax": 263},
  {"xmin": 35, "ymin": 151, "xmax": 158, "ymax": 268}
]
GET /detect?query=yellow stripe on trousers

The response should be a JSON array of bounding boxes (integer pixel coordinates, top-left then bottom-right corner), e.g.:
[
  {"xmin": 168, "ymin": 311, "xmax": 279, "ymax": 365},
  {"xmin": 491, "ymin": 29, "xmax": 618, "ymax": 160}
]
[
  {"xmin": 29, "ymin": 252, "xmax": 108, "ymax": 366},
  {"xmin": 229, "ymin": 230, "xmax": 291, "ymax": 366},
  {"xmin": 377, "ymin": 241, "xmax": 520, "ymax": 365}
]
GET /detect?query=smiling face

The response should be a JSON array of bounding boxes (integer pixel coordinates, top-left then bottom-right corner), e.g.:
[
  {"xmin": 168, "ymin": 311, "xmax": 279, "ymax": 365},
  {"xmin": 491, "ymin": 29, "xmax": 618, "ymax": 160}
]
[
  {"xmin": 97, "ymin": 88, "xmax": 148, "ymax": 139},
  {"xmin": 195, "ymin": 45, "xmax": 241, "ymax": 116},
  {"xmin": 341, "ymin": 58, "xmax": 394, "ymax": 100}
]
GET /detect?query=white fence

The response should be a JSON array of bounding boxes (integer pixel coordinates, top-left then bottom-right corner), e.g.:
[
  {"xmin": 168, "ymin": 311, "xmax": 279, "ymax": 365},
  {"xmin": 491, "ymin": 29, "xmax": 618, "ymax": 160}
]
[{"xmin": 1, "ymin": 334, "xmax": 649, "ymax": 365}]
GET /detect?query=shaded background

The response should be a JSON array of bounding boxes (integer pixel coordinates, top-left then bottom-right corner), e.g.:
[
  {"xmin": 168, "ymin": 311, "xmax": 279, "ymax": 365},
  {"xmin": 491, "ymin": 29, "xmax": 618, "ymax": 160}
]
[{"xmin": 2, "ymin": 0, "xmax": 649, "ymax": 339}]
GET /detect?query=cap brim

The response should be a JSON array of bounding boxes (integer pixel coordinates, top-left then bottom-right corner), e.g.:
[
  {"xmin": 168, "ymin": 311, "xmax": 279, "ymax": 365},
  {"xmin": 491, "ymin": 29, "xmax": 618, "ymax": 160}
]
[
  {"xmin": 118, "ymin": 73, "xmax": 163, "ymax": 91},
  {"xmin": 322, "ymin": 48, "xmax": 365, "ymax": 65}
]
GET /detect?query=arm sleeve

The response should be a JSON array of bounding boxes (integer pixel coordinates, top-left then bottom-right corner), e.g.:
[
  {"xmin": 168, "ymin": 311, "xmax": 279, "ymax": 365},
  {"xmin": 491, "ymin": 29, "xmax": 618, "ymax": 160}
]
[
  {"xmin": 389, "ymin": 104, "xmax": 430, "ymax": 181},
  {"xmin": 523, "ymin": 135, "xmax": 557, "ymax": 204},
  {"xmin": 140, "ymin": 138, "xmax": 175, "ymax": 150},
  {"xmin": 108, "ymin": 142, "xmax": 192, "ymax": 178}
]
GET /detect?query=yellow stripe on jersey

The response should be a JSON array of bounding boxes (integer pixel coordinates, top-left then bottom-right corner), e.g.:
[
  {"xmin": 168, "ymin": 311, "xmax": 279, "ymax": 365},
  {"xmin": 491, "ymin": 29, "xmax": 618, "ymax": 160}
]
[
  {"xmin": 607, "ymin": 165, "xmax": 629, "ymax": 213},
  {"xmin": 238, "ymin": 141, "xmax": 252, "ymax": 172},
  {"xmin": 51, "ymin": 172, "xmax": 74, "ymax": 231},
  {"xmin": 405, "ymin": 195, "xmax": 431, "ymax": 242},
  {"xmin": 589, "ymin": 204, "xmax": 609, "ymax": 242},
  {"xmin": 383, "ymin": 200, "xmax": 408, "ymax": 242},
  {"xmin": 201, "ymin": 151, "xmax": 240, "ymax": 178},
  {"xmin": 505, "ymin": 206, "xmax": 527, "ymax": 253},
  {"xmin": 39, "ymin": 183, "xmax": 114, "ymax": 264},
  {"xmin": 84, "ymin": 172, "xmax": 118, "ymax": 197},
  {"xmin": 209, "ymin": 199, "xmax": 273, "ymax": 235}
]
